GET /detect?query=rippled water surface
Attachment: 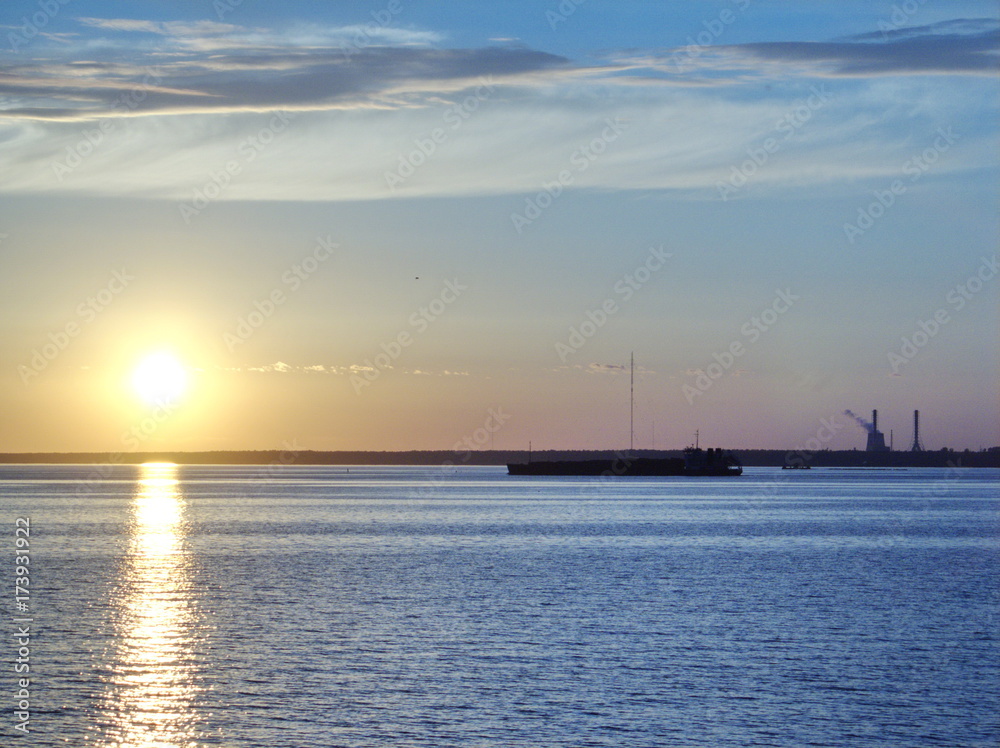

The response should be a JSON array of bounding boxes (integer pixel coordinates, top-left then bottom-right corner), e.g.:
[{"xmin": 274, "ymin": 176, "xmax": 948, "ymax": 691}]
[{"xmin": 2, "ymin": 464, "xmax": 998, "ymax": 747}]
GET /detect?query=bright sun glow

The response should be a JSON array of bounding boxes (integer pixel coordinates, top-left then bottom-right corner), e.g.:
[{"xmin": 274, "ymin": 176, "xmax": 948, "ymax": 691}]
[{"xmin": 132, "ymin": 352, "xmax": 188, "ymax": 406}]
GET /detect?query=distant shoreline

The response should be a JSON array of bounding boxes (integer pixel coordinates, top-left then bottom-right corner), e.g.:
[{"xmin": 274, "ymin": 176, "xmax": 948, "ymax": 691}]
[{"xmin": 1, "ymin": 449, "xmax": 997, "ymax": 468}]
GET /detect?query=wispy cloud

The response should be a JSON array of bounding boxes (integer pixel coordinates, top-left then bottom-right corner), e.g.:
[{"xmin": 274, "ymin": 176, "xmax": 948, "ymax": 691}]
[
  {"xmin": 0, "ymin": 17, "xmax": 568, "ymax": 121},
  {"xmin": 624, "ymin": 19, "xmax": 999, "ymax": 83},
  {"xmin": 3, "ymin": 15, "xmax": 996, "ymax": 120},
  {"xmin": 0, "ymin": 15, "xmax": 995, "ymax": 201},
  {"xmin": 847, "ymin": 18, "xmax": 998, "ymax": 43},
  {"xmin": 724, "ymin": 23, "xmax": 999, "ymax": 77},
  {"xmin": 230, "ymin": 362, "xmax": 468, "ymax": 377},
  {"xmin": 76, "ymin": 17, "xmax": 241, "ymax": 36},
  {"xmin": 76, "ymin": 16, "xmax": 444, "ymax": 51},
  {"xmin": 1, "ymin": 46, "xmax": 571, "ymax": 120},
  {"xmin": 723, "ymin": 29, "xmax": 1000, "ymax": 77},
  {"xmin": 587, "ymin": 363, "xmax": 627, "ymax": 374}
]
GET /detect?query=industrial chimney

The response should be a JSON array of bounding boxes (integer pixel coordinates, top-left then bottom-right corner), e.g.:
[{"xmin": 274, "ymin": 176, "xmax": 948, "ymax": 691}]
[{"xmin": 866, "ymin": 408, "xmax": 889, "ymax": 452}]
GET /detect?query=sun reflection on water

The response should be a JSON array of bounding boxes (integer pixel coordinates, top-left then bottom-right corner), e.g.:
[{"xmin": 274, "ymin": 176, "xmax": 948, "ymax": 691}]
[{"xmin": 97, "ymin": 462, "xmax": 202, "ymax": 747}]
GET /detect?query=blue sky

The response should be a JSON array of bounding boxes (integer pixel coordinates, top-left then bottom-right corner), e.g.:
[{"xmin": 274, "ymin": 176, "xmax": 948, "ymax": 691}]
[{"xmin": 0, "ymin": 0, "xmax": 997, "ymax": 452}]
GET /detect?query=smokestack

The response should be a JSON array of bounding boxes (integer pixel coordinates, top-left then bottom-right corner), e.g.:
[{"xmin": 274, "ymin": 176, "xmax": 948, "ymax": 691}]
[{"xmin": 865, "ymin": 408, "xmax": 889, "ymax": 452}]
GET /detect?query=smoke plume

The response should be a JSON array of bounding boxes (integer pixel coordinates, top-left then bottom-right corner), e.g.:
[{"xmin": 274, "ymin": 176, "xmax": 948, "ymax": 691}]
[{"xmin": 843, "ymin": 409, "xmax": 874, "ymax": 433}]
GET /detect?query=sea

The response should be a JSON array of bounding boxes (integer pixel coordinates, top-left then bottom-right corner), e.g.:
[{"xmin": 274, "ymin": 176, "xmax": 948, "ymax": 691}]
[{"xmin": 1, "ymin": 463, "xmax": 998, "ymax": 748}]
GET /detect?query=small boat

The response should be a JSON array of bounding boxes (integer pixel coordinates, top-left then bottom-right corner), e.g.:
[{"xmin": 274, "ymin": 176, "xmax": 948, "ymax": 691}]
[{"xmin": 781, "ymin": 464, "xmax": 812, "ymax": 470}]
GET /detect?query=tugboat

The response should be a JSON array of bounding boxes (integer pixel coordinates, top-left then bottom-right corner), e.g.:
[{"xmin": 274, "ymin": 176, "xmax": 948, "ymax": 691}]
[{"xmin": 679, "ymin": 445, "xmax": 744, "ymax": 476}]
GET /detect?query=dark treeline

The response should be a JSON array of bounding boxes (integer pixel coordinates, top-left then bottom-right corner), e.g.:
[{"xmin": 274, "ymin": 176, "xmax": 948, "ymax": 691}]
[{"xmin": 1, "ymin": 448, "xmax": 998, "ymax": 468}]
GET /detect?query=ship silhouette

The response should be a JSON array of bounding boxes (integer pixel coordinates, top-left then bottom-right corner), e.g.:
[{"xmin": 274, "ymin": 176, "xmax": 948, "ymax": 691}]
[
  {"xmin": 507, "ymin": 444, "xmax": 743, "ymax": 477},
  {"xmin": 509, "ymin": 356, "xmax": 743, "ymax": 477}
]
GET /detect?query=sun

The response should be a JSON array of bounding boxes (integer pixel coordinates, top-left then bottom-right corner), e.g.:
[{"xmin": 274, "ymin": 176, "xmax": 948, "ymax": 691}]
[{"xmin": 132, "ymin": 352, "xmax": 188, "ymax": 406}]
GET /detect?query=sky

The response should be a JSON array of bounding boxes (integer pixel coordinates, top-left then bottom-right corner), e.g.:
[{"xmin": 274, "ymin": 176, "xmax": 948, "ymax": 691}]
[{"xmin": 1, "ymin": 0, "xmax": 998, "ymax": 453}]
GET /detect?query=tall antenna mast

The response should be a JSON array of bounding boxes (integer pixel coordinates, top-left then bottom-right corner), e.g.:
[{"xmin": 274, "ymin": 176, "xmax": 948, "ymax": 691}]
[
  {"xmin": 911, "ymin": 410, "xmax": 924, "ymax": 451},
  {"xmin": 630, "ymin": 352, "xmax": 634, "ymax": 453}
]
